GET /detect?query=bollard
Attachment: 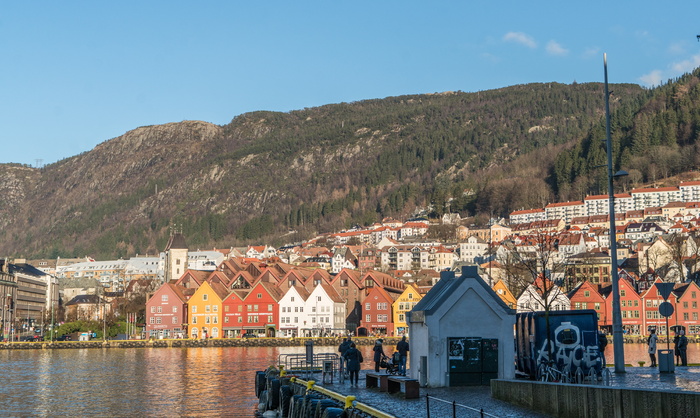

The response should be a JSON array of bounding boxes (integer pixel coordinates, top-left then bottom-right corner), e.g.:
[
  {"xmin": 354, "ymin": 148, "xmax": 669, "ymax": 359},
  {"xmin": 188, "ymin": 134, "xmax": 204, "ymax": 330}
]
[
  {"xmin": 344, "ymin": 395, "xmax": 356, "ymax": 410},
  {"xmin": 426, "ymin": 395, "xmax": 430, "ymax": 418},
  {"xmin": 452, "ymin": 400, "xmax": 456, "ymax": 418}
]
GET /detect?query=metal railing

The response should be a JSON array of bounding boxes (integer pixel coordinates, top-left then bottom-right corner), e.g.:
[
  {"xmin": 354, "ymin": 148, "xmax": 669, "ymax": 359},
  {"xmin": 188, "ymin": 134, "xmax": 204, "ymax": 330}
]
[{"xmin": 426, "ymin": 395, "xmax": 499, "ymax": 418}]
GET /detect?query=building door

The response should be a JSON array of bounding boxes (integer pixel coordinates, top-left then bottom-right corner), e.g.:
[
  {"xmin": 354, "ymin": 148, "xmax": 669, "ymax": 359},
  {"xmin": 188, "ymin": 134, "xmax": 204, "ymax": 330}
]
[{"xmin": 447, "ymin": 337, "xmax": 498, "ymax": 386}]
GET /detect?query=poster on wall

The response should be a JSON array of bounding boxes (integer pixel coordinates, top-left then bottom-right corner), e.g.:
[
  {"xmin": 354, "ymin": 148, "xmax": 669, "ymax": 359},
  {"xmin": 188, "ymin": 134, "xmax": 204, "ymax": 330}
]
[{"xmin": 448, "ymin": 338, "xmax": 465, "ymax": 360}]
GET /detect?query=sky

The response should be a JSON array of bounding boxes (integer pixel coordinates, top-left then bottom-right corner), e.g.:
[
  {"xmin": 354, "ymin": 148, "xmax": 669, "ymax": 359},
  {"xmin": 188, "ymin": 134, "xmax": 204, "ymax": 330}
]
[{"xmin": 2, "ymin": 2, "xmax": 700, "ymax": 166}]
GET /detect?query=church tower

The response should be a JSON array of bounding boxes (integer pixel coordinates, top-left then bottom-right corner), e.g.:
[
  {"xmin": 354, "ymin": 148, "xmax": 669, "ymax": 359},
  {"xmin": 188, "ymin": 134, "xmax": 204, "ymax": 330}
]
[{"xmin": 164, "ymin": 230, "xmax": 188, "ymax": 283}]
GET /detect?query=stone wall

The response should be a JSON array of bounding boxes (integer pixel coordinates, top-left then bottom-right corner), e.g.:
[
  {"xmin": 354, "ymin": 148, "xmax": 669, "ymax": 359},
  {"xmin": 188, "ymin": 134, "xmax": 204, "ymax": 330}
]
[
  {"xmin": 0, "ymin": 336, "xmax": 400, "ymax": 350},
  {"xmin": 491, "ymin": 379, "xmax": 700, "ymax": 418}
]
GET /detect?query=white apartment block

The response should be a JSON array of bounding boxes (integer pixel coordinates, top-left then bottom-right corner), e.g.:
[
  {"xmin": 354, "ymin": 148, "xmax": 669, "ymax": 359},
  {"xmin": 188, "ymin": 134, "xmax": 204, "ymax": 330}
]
[
  {"xmin": 544, "ymin": 201, "xmax": 585, "ymax": 223},
  {"xmin": 630, "ymin": 187, "xmax": 681, "ymax": 211},
  {"xmin": 583, "ymin": 194, "xmax": 634, "ymax": 216},
  {"xmin": 509, "ymin": 208, "xmax": 546, "ymax": 225},
  {"xmin": 680, "ymin": 181, "xmax": 700, "ymax": 202}
]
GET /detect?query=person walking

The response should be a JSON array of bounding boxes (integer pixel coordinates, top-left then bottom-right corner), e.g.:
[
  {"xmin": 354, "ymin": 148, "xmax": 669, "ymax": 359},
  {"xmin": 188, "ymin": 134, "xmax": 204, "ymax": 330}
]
[
  {"xmin": 338, "ymin": 337, "xmax": 351, "ymax": 375},
  {"xmin": 344, "ymin": 342, "xmax": 363, "ymax": 387},
  {"xmin": 678, "ymin": 329, "xmax": 688, "ymax": 367},
  {"xmin": 647, "ymin": 328, "xmax": 658, "ymax": 367},
  {"xmin": 373, "ymin": 339, "xmax": 385, "ymax": 373},
  {"xmin": 674, "ymin": 332, "xmax": 681, "ymax": 366},
  {"xmin": 396, "ymin": 336, "xmax": 409, "ymax": 375}
]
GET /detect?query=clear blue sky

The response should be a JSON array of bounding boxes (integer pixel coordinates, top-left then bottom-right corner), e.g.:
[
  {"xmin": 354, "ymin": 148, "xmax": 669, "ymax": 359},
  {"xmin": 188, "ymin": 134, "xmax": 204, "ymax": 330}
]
[{"xmin": 2, "ymin": 2, "xmax": 699, "ymax": 166}]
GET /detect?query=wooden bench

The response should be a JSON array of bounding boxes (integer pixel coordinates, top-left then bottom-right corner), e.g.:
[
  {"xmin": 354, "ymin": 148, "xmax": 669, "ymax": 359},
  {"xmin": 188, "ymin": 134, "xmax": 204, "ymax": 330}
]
[
  {"xmin": 365, "ymin": 372, "xmax": 389, "ymax": 392},
  {"xmin": 387, "ymin": 376, "xmax": 420, "ymax": 399}
]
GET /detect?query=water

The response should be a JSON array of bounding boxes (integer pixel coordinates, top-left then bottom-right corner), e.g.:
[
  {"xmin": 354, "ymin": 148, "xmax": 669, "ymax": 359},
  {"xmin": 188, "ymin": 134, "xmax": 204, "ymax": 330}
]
[
  {"xmin": 1, "ymin": 343, "xmax": 697, "ymax": 416},
  {"xmin": 0, "ymin": 345, "xmax": 378, "ymax": 417}
]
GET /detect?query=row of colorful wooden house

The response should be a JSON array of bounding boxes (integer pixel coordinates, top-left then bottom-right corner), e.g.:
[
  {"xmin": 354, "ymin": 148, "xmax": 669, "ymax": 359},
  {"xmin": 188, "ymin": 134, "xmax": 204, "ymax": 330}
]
[
  {"xmin": 512, "ymin": 273, "xmax": 700, "ymax": 336},
  {"xmin": 145, "ymin": 258, "xmax": 423, "ymax": 339}
]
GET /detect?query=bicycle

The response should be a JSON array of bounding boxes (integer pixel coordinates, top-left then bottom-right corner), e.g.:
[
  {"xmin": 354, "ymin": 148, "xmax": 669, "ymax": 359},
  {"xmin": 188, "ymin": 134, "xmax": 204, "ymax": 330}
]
[{"xmin": 536, "ymin": 360, "xmax": 570, "ymax": 383}]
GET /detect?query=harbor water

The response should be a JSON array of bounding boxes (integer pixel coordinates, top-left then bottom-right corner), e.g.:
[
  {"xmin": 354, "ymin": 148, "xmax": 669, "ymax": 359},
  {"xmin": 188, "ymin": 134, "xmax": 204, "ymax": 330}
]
[{"xmin": 0, "ymin": 343, "xmax": 698, "ymax": 416}]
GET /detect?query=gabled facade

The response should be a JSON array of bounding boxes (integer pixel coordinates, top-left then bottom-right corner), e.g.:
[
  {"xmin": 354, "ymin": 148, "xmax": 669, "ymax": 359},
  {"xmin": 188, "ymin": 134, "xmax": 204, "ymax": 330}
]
[
  {"xmin": 306, "ymin": 283, "xmax": 346, "ymax": 336},
  {"xmin": 238, "ymin": 282, "xmax": 283, "ymax": 337},
  {"xmin": 392, "ymin": 283, "xmax": 423, "ymax": 335},
  {"xmin": 675, "ymin": 281, "xmax": 700, "ymax": 335},
  {"xmin": 361, "ymin": 286, "xmax": 397, "ymax": 336},
  {"xmin": 187, "ymin": 281, "xmax": 228, "ymax": 339},
  {"xmin": 145, "ymin": 283, "xmax": 189, "ymax": 339},
  {"xmin": 491, "ymin": 279, "xmax": 517, "ymax": 309},
  {"xmin": 330, "ymin": 269, "xmax": 364, "ymax": 332},
  {"xmin": 567, "ymin": 281, "xmax": 606, "ymax": 323},
  {"xmin": 221, "ymin": 289, "xmax": 250, "ymax": 338},
  {"xmin": 277, "ymin": 286, "xmax": 309, "ymax": 337}
]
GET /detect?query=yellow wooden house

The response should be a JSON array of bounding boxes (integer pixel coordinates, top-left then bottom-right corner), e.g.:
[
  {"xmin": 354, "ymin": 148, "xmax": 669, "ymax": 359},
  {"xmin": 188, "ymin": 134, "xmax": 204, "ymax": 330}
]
[
  {"xmin": 491, "ymin": 279, "xmax": 517, "ymax": 309},
  {"xmin": 187, "ymin": 280, "xmax": 229, "ymax": 339},
  {"xmin": 392, "ymin": 283, "xmax": 423, "ymax": 336}
]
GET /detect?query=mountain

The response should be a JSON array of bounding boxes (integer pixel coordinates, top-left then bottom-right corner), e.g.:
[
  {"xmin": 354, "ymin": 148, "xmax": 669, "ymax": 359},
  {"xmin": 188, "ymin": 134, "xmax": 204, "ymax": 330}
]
[{"xmin": 0, "ymin": 82, "xmax": 649, "ymax": 259}]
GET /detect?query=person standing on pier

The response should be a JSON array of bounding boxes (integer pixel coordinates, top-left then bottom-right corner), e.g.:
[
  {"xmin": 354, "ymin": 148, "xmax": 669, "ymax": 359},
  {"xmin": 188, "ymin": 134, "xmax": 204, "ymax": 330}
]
[
  {"xmin": 647, "ymin": 328, "xmax": 658, "ymax": 367},
  {"xmin": 677, "ymin": 330, "xmax": 688, "ymax": 367},
  {"xmin": 373, "ymin": 339, "xmax": 385, "ymax": 373},
  {"xmin": 396, "ymin": 336, "xmax": 409, "ymax": 375},
  {"xmin": 339, "ymin": 337, "xmax": 351, "ymax": 374},
  {"xmin": 344, "ymin": 342, "xmax": 363, "ymax": 387}
]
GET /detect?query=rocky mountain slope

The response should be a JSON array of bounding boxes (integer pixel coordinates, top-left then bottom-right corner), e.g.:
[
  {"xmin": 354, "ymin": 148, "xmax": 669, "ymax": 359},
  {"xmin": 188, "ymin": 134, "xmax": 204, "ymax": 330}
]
[{"xmin": 0, "ymin": 82, "xmax": 648, "ymax": 259}]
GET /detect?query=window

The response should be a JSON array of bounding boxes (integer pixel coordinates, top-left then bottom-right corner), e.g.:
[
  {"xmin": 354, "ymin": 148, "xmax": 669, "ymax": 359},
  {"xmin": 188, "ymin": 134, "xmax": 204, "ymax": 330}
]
[
  {"xmin": 620, "ymin": 290, "xmax": 626, "ymax": 297},
  {"xmin": 257, "ymin": 293, "xmax": 262, "ymax": 299},
  {"xmin": 247, "ymin": 305, "xmax": 251, "ymax": 312},
  {"xmin": 254, "ymin": 305, "xmax": 259, "ymax": 312},
  {"xmin": 399, "ymin": 314, "xmax": 405, "ymax": 322},
  {"xmin": 151, "ymin": 306, "xmax": 156, "ymax": 313},
  {"xmin": 365, "ymin": 303, "xmax": 371, "ymax": 311},
  {"xmin": 268, "ymin": 315, "xmax": 273, "ymax": 323},
  {"xmin": 205, "ymin": 316, "xmax": 210, "ymax": 324},
  {"xmin": 192, "ymin": 306, "xmax": 197, "ymax": 313},
  {"xmin": 224, "ymin": 317, "xmax": 229, "ymax": 323},
  {"xmin": 238, "ymin": 305, "xmax": 242, "ymax": 312},
  {"xmin": 225, "ymin": 306, "xmax": 229, "ymax": 312},
  {"xmin": 213, "ymin": 305, "xmax": 218, "ymax": 312},
  {"xmin": 408, "ymin": 293, "xmax": 413, "ymax": 299},
  {"xmin": 365, "ymin": 314, "xmax": 371, "ymax": 323},
  {"xmin": 149, "ymin": 317, "xmax": 155, "ymax": 324},
  {"xmin": 157, "ymin": 306, "xmax": 162, "ymax": 313},
  {"xmin": 684, "ymin": 302, "xmax": 689, "ymax": 308},
  {"xmin": 173, "ymin": 306, "xmax": 177, "ymax": 313},
  {"xmin": 192, "ymin": 316, "xmax": 197, "ymax": 324},
  {"xmin": 594, "ymin": 303, "xmax": 600, "ymax": 310},
  {"xmin": 161, "ymin": 294, "xmax": 169, "ymax": 302},
  {"xmin": 684, "ymin": 313, "xmax": 689, "ymax": 320},
  {"xmin": 205, "ymin": 305, "xmax": 211, "ymax": 312},
  {"xmin": 291, "ymin": 297, "xmax": 295, "ymax": 302},
  {"xmin": 203, "ymin": 294, "xmax": 208, "ymax": 301},
  {"xmin": 267, "ymin": 304, "xmax": 272, "ymax": 311},
  {"xmin": 172, "ymin": 317, "xmax": 178, "ymax": 324},
  {"xmin": 238, "ymin": 317, "xmax": 242, "ymax": 323},
  {"xmin": 213, "ymin": 316, "xmax": 218, "ymax": 324},
  {"xmin": 584, "ymin": 291, "xmax": 590, "ymax": 297}
]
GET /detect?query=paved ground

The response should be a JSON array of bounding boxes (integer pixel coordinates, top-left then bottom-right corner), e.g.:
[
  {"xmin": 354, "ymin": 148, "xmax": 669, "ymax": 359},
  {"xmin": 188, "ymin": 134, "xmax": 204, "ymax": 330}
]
[{"xmin": 318, "ymin": 366, "xmax": 700, "ymax": 418}]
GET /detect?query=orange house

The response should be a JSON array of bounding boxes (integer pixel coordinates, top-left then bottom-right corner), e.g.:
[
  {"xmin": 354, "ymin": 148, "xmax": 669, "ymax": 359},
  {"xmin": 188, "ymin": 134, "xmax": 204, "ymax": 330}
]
[{"xmin": 188, "ymin": 280, "xmax": 229, "ymax": 339}]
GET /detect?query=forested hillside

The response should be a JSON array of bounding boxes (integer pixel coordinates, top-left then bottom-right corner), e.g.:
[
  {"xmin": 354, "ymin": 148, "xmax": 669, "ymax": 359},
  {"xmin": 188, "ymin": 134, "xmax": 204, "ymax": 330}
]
[
  {"xmin": 553, "ymin": 68, "xmax": 700, "ymax": 198},
  {"xmin": 0, "ymin": 81, "xmax": 650, "ymax": 259}
]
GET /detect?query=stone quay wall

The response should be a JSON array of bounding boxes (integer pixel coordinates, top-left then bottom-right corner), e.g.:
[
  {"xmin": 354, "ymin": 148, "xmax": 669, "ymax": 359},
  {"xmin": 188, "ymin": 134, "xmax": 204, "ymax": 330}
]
[
  {"xmin": 491, "ymin": 379, "xmax": 700, "ymax": 418},
  {"xmin": 0, "ymin": 336, "xmax": 400, "ymax": 350}
]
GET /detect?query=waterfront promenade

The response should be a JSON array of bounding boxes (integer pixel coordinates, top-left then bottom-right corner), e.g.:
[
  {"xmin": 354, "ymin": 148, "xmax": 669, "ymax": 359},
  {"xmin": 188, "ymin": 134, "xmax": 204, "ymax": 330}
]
[{"xmin": 305, "ymin": 366, "xmax": 700, "ymax": 418}]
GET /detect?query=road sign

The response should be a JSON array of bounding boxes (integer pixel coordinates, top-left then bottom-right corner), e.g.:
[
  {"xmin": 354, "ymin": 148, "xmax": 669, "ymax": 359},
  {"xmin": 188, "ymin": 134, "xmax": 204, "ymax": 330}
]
[
  {"xmin": 655, "ymin": 283, "xmax": 675, "ymax": 300},
  {"xmin": 658, "ymin": 301, "xmax": 674, "ymax": 318}
]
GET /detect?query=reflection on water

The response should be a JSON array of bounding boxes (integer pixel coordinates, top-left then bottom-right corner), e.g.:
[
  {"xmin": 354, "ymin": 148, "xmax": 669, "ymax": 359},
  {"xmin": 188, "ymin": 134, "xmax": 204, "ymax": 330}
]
[
  {"xmin": 0, "ymin": 345, "xmax": 378, "ymax": 417},
  {"xmin": 0, "ymin": 343, "xmax": 698, "ymax": 416}
]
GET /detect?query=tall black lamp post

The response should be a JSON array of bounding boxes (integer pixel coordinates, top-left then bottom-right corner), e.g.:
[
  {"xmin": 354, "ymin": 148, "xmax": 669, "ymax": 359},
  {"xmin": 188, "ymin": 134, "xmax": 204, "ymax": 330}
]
[{"xmin": 604, "ymin": 53, "xmax": 628, "ymax": 373}]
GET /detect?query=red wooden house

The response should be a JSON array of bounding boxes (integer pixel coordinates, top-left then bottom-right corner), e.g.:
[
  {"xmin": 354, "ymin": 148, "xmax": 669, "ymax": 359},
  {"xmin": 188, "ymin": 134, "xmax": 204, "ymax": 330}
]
[
  {"xmin": 641, "ymin": 278, "xmax": 679, "ymax": 335},
  {"xmin": 568, "ymin": 281, "xmax": 607, "ymax": 322},
  {"xmin": 673, "ymin": 281, "xmax": 700, "ymax": 335},
  {"xmin": 361, "ymin": 286, "xmax": 398, "ymax": 337},
  {"xmin": 232, "ymin": 281, "xmax": 283, "ymax": 337},
  {"xmin": 600, "ymin": 276, "xmax": 643, "ymax": 334}
]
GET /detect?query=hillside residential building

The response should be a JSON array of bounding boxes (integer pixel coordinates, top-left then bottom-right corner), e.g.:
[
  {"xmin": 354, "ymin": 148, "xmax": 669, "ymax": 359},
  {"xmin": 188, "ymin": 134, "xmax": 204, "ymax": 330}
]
[
  {"xmin": 516, "ymin": 279, "xmax": 570, "ymax": 313},
  {"xmin": 491, "ymin": 279, "xmax": 517, "ymax": 309},
  {"xmin": 460, "ymin": 235, "xmax": 489, "ymax": 264},
  {"xmin": 583, "ymin": 194, "xmax": 634, "ymax": 217},
  {"xmin": 679, "ymin": 181, "xmax": 700, "ymax": 202},
  {"xmin": 630, "ymin": 187, "xmax": 681, "ymax": 211},
  {"xmin": 509, "ymin": 208, "xmax": 546, "ymax": 225},
  {"xmin": 544, "ymin": 201, "xmax": 585, "ymax": 223},
  {"xmin": 379, "ymin": 245, "xmax": 429, "ymax": 271}
]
